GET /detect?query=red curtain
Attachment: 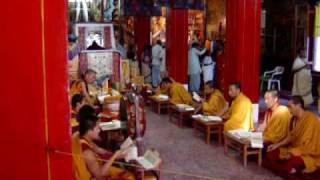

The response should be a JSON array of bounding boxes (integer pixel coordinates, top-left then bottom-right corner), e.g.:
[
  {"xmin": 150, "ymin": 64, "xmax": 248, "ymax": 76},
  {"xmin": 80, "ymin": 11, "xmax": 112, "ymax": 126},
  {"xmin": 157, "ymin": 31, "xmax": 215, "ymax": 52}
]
[
  {"xmin": 134, "ymin": 17, "xmax": 151, "ymax": 61},
  {"xmin": 0, "ymin": 0, "xmax": 72, "ymax": 179},
  {"xmin": 166, "ymin": 8, "xmax": 189, "ymax": 83}
]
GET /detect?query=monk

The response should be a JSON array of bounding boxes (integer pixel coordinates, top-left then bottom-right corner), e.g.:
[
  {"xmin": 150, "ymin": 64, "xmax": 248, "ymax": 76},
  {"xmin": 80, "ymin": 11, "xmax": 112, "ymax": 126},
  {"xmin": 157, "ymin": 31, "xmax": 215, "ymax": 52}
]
[
  {"xmin": 161, "ymin": 77, "xmax": 193, "ymax": 105},
  {"xmin": 196, "ymin": 81, "xmax": 228, "ymax": 116},
  {"xmin": 223, "ymin": 82, "xmax": 254, "ymax": 131},
  {"xmin": 257, "ymin": 90, "xmax": 292, "ymax": 154},
  {"xmin": 71, "ymin": 94, "xmax": 85, "ymax": 131},
  {"xmin": 70, "ymin": 69, "xmax": 98, "ymax": 105},
  {"xmin": 264, "ymin": 96, "xmax": 320, "ymax": 175},
  {"xmin": 74, "ymin": 115, "xmax": 135, "ymax": 180},
  {"xmin": 154, "ymin": 81, "xmax": 169, "ymax": 96}
]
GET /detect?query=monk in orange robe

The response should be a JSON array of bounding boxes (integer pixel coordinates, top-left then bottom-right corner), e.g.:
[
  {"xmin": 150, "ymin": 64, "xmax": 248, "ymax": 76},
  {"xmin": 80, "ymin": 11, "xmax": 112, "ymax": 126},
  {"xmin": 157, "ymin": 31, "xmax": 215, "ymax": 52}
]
[
  {"xmin": 264, "ymin": 96, "xmax": 320, "ymax": 176},
  {"xmin": 223, "ymin": 82, "xmax": 254, "ymax": 131},
  {"xmin": 161, "ymin": 77, "xmax": 193, "ymax": 105},
  {"xmin": 257, "ymin": 90, "xmax": 292, "ymax": 152},
  {"xmin": 70, "ymin": 94, "xmax": 85, "ymax": 132},
  {"xmin": 196, "ymin": 81, "xmax": 228, "ymax": 116},
  {"xmin": 73, "ymin": 115, "xmax": 135, "ymax": 180},
  {"xmin": 70, "ymin": 69, "xmax": 98, "ymax": 105}
]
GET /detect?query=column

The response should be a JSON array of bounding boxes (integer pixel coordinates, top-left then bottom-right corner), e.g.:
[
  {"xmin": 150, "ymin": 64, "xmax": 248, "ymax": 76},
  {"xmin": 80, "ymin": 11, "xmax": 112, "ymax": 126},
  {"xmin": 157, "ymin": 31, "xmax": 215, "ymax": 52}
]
[
  {"xmin": 134, "ymin": 16, "xmax": 151, "ymax": 60},
  {"xmin": 166, "ymin": 8, "xmax": 189, "ymax": 83},
  {"xmin": 225, "ymin": 0, "xmax": 261, "ymax": 102}
]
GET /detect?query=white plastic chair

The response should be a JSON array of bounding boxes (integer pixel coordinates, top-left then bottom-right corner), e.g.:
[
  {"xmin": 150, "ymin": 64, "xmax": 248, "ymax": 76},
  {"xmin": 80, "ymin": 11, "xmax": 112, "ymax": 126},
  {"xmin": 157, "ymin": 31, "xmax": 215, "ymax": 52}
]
[
  {"xmin": 267, "ymin": 66, "xmax": 284, "ymax": 91},
  {"xmin": 260, "ymin": 68, "xmax": 276, "ymax": 91}
]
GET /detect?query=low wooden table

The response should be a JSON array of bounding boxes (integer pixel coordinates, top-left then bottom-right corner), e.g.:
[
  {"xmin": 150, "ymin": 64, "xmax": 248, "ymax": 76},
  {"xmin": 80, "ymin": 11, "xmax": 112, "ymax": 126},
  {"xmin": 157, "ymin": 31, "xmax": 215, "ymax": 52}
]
[
  {"xmin": 169, "ymin": 105, "xmax": 195, "ymax": 128},
  {"xmin": 224, "ymin": 132, "xmax": 262, "ymax": 167},
  {"xmin": 193, "ymin": 119, "xmax": 223, "ymax": 145},
  {"xmin": 149, "ymin": 96, "xmax": 170, "ymax": 114}
]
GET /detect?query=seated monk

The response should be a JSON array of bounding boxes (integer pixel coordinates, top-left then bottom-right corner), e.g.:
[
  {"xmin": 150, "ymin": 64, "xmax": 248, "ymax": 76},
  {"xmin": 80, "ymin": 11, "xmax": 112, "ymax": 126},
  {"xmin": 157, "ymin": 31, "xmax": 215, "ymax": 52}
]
[
  {"xmin": 70, "ymin": 69, "xmax": 98, "ymax": 105},
  {"xmin": 74, "ymin": 115, "xmax": 135, "ymax": 180},
  {"xmin": 223, "ymin": 82, "xmax": 254, "ymax": 131},
  {"xmin": 161, "ymin": 77, "xmax": 193, "ymax": 105},
  {"xmin": 264, "ymin": 96, "xmax": 320, "ymax": 175},
  {"xmin": 257, "ymin": 90, "xmax": 292, "ymax": 153},
  {"xmin": 71, "ymin": 94, "xmax": 85, "ymax": 131},
  {"xmin": 155, "ymin": 81, "xmax": 169, "ymax": 96},
  {"xmin": 196, "ymin": 81, "xmax": 228, "ymax": 116}
]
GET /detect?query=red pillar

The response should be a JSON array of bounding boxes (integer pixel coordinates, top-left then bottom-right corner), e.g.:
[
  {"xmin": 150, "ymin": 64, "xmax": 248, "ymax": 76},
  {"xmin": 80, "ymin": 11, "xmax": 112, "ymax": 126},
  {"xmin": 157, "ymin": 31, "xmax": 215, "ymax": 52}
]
[
  {"xmin": 0, "ymin": 0, "xmax": 72, "ymax": 179},
  {"xmin": 166, "ymin": 8, "xmax": 189, "ymax": 83},
  {"xmin": 225, "ymin": 0, "xmax": 261, "ymax": 102},
  {"xmin": 134, "ymin": 17, "xmax": 151, "ymax": 60}
]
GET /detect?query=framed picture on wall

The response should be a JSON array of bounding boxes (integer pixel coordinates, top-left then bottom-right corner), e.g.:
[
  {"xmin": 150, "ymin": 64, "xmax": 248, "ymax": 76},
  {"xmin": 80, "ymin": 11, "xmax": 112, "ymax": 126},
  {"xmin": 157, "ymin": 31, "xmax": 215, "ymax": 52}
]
[{"xmin": 75, "ymin": 23, "xmax": 116, "ymax": 49}]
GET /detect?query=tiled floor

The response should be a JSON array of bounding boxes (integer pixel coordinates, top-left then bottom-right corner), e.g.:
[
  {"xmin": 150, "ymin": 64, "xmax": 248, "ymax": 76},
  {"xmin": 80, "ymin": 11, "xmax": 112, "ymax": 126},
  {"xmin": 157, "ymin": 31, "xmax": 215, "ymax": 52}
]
[{"xmin": 141, "ymin": 108, "xmax": 280, "ymax": 180}]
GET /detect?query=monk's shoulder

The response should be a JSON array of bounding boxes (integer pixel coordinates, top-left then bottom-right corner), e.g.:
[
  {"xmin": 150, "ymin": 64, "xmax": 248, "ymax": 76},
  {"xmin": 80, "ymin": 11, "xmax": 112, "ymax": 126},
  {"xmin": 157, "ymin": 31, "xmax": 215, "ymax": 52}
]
[
  {"xmin": 275, "ymin": 105, "xmax": 290, "ymax": 115},
  {"xmin": 304, "ymin": 111, "xmax": 319, "ymax": 123},
  {"xmin": 239, "ymin": 93, "xmax": 252, "ymax": 105}
]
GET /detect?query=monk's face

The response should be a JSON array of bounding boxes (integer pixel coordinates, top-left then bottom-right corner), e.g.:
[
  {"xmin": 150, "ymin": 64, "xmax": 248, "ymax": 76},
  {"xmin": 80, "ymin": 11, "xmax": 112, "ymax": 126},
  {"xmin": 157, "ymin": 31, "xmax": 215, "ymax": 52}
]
[
  {"xmin": 88, "ymin": 125, "xmax": 101, "ymax": 141},
  {"xmin": 287, "ymin": 100, "xmax": 298, "ymax": 116},
  {"xmin": 75, "ymin": 100, "xmax": 85, "ymax": 112},
  {"xmin": 204, "ymin": 85, "xmax": 213, "ymax": 95},
  {"xmin": 85, "ymin": 73, "xmax": 96, "ymax": 84},
  {"xmin": 228, "ymin": 85, "xmax": 240, "ymax": 99},
  {"xmin": 264, "ymin": 93, "xmax": 278, "ymax": 109},
  {"xmin": 163, "ymin": 82, "xmax": 170, "ymax": 89}
]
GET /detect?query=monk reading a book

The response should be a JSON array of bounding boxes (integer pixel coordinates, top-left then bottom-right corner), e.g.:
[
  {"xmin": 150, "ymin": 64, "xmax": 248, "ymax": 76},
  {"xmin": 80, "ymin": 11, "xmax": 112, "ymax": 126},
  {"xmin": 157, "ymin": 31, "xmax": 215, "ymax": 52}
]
[
  {"xmin": 161, "ymin": 77, "xmax": 193, "ymax": 105},
  {"xmin": 195, "ymin": 81, "xmax": 228, "ymax": 116},
  {"xmin": 73, "ymin": 115, "xmax": 135, "ymax": 180},
  {"xmin": 223, "ymin": 82, "xmax": 254, "ymax": 132},
  {"xmin": 264, "ymin": 96, "xmax": 320, "ymax": 175}
]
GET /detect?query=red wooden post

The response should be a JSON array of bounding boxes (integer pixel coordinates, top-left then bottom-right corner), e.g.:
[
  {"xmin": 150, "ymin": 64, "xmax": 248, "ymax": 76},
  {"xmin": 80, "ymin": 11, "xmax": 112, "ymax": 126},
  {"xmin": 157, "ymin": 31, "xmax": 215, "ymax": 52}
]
[
  {"xmin": 166, "ymin": 8, "xmax": 189, "ymax": 83},
  {"xmin": 225, "ymin": 0, "xmax": 261, "ymax": 102},
  {"xmin": 134, "ymin": 17, "xmax": 151, "ymax": 61}
]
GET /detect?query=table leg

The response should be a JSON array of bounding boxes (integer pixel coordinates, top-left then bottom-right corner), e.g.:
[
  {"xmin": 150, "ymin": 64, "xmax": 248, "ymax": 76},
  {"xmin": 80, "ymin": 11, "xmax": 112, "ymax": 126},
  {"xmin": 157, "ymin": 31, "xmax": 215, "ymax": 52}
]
[
  {"xmin": 218, "ymin": 126, "xmax": 222, "ymax": 145},
  {"xmin": 193, "ymin": 121, "xmax": 197, "ymax": 135},
  {"xmin": 243, "ymin": 145, "xmax": 248, "ymax": 167},
  {"xmin": 179, "ymin": 113, "xmax": 183, "ymax": 128},
  {"xmin": 157, "ymin": 103, "xmax": 161, "ymax": 114},
  {"xmin": 206, "ymin": 126, "xmax": 210, "ymax": 144},
  {"xmin": 258, "ymin": 149, "xmax": 262, "ymax": 166},
  {"xmin": 224, "ymin": 136, "xmax": 228, "ymax": 155}
]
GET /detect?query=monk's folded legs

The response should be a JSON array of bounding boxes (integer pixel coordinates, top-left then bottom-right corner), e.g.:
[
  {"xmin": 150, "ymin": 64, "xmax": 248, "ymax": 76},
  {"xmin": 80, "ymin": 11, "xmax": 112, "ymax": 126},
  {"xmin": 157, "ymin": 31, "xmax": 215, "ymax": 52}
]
[{"xmin": 263, "ymin": 148, "xmax": 305, "ymax": 175}]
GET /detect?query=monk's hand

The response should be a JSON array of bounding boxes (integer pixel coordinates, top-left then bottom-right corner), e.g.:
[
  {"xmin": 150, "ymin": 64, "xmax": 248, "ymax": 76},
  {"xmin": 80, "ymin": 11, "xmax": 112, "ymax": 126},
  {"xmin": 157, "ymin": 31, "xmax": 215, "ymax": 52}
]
[
  {"xmin": 115, "ymin": 149, "xmax": 128, "ymax": 159},
  {"xmin": 267, "ymin": 144, "xmax": 278, "ymax": 152}
]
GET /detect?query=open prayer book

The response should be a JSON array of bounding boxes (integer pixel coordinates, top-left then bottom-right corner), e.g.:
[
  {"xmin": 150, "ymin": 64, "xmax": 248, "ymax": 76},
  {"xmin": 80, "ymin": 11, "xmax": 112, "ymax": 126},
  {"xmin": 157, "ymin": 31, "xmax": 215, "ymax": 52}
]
[
  {"xmin": 136, "ymin": 149, "xmax": 161, "ymax": 170},
  {"xmin": 99, "ymin": 120, "xmax": 121, "ymax": 131},
  {"xmin": 192, "ymin": 114, "xmax": 222, "ymax": 122},
  {"xmin": 228, "ymin": 129, "xmax": 263, "ymax": 148},
  {"xmin": 120, "ymin": 138, "xmax": 161, "ymax": 169},
  {"xmin": 250, "ymin": 132, "xmax": 263, "ymax": 148},
  {"xmin": 98, "ymin": 94, "xmax": 110, "ymax": 104},
  {"xmin": 120, "ymin": 137, "xmax": 138, "ymax": 162},
  {"xmin": 175, "ymin": 104, "xmax": 195, "ymax": 111},
  {"xmin": 192, "ymin": 92, "xmax": 202, "ymax": 102},
  {"xmin": 157, "ymin": 94, "xmax": 169, "ymax": 101}
]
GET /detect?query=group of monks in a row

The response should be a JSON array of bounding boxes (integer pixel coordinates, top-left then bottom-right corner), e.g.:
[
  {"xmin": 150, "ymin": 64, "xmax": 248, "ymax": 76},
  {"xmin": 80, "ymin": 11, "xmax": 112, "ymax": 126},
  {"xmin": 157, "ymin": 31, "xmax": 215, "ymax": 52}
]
[
  {"xmin": 70, "ymin": 70, "xmax": 139, "ymax": 180},
  {"xmin": 69, "ymin": 69, "xmax": 320, "ymax": 179},
  {"xmin": 155, "ymin": 77, "xmax": 320, "ymax": 177}
]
